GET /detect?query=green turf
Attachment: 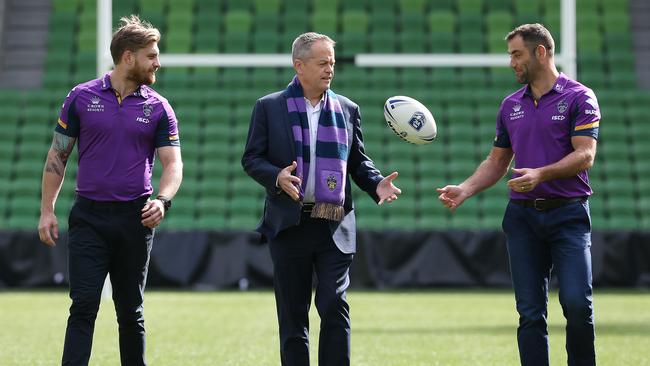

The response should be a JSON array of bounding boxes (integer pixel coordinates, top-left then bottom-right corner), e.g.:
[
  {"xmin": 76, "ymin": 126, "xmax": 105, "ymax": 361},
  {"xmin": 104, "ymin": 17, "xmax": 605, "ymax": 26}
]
[{"xmin": 1, "ymin": 289, "xmax": 648, "ymax": 365}]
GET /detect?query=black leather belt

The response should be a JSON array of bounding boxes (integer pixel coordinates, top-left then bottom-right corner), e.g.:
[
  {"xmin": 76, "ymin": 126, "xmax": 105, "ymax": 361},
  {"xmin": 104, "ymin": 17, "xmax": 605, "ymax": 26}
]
[
  {"xmin": 75, "ymin": 195, "xmax": 149, "ymax": 212},
  {"xmin": 510, "ymin": 197, "xmax": 587, "ymax": 211},
  {"xmin": 301, "ymin": 202, "xmax": 315, "ymax": 213}
]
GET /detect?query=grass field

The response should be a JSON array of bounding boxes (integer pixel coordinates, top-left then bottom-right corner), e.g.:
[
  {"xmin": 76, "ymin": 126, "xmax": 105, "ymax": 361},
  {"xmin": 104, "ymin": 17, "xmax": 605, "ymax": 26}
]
[{"xmin": 1, "ymin": 289, "xmax": 648, "ymax": 365}]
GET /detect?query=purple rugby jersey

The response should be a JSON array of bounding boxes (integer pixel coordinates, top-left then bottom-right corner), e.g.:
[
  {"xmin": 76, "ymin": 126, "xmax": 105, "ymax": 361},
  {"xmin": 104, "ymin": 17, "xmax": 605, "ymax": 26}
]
[
  {"xmin": 493, "ymin": 73, "xmax": 600, "ymax": 199},
  {"xmin": 55, "ymin": 73, "xmax": 180, "ymax": 201}
]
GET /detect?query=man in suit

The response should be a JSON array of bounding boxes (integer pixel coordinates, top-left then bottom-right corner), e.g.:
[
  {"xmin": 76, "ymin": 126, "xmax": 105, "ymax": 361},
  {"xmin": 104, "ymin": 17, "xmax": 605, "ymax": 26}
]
[{"xmin": 242, "ymin": 32, "xmax": 401, "ymax": 366}]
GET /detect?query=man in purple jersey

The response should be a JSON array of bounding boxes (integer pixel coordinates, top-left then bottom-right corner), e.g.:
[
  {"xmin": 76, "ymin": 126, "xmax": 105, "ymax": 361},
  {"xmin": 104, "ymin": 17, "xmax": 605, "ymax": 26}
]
[
  {"xmin": 437, "ymin": 24, "xmax": 599, "ymax": 366},
  {"xmin": 38, "ymin": 16, "xmax": 182, "ymax": 366}
]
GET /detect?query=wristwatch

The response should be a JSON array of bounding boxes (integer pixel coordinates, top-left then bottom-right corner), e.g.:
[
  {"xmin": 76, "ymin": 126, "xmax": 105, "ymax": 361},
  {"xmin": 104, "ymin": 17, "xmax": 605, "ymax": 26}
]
[{"xmin": 156, "ymin": 196, "xmax": 172, "ymax": 212}]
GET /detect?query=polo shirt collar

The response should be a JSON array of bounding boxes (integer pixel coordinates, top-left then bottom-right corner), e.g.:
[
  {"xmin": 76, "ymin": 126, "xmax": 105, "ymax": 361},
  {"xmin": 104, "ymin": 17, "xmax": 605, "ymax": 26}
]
[
  {"xmin": 100, "ymin": 72, "xmax": 148, "ymax": 98},
  {"xmin": 551, "ymin": 73, "xmax": 569, "ymax": 94},
  {"xmin": 521, "ymin": 72, "xmax": 569, "ymax": 100}
]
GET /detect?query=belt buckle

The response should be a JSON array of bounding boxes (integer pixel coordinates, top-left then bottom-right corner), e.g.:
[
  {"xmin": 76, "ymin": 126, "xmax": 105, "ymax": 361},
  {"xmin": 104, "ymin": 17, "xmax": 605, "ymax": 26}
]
[{"xmin": 533, "ymin": 198, "xmax": 546, "ymax": 211}]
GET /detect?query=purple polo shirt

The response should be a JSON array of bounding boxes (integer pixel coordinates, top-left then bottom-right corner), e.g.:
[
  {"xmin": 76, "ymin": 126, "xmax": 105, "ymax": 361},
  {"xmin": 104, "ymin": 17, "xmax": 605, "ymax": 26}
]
[
  {"xmin": 55, "ymin": 73, "xmax": 180, "ymax": 201},
  {"xmin": 494, "ymin": 73, "xmax": 600, "ymax": 199}
]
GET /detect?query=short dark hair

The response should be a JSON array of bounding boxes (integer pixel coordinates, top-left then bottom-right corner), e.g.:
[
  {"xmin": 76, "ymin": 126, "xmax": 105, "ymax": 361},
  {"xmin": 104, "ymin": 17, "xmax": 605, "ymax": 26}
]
[
  {"xmin": 505, "ymin": 23, "xmax": 555, "ymax": 56},
  {"xmin": 110, "ymin": 15, "xmax": 161, "ymax": 64}
]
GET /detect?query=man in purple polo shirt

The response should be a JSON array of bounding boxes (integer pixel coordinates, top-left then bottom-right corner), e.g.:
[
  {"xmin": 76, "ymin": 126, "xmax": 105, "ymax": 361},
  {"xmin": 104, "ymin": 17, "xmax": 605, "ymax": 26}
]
[
  {"xmin": 38, "ymin": 15, "xmax": 182, "ymax": 366},
  {"xmin": 437, "ymin": 24, "xmax": 599, "ymax": 366}
]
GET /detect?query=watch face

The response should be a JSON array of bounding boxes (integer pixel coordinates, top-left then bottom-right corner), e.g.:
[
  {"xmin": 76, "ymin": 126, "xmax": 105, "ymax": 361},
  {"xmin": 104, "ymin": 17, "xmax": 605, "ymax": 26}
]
[{"xmin": 158, "ymin": 198, "xmax": 171, "ymax": 210}]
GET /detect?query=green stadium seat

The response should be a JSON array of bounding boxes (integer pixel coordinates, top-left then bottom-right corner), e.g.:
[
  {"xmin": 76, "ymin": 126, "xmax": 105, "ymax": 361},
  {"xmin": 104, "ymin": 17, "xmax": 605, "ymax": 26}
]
[
  {"xmin": 604, "ymin": 33, "xmax": 633, "ymax": 54},
  {"xmin": 431, "ymin": 68, "xmax": 458, "ymax": 88},
  {"xmin": 400, "ymin": 13, "xmax": 425, "ymax": 34},
  {"xmin": 342, "ymin": 10, "xmax": 369, "ymax": 34},
  {"xmin": 458, "ymin": 12, "xmax": 483, "ymax": 31},
  {"xmin": 542, "ymin": 13, "xmax": 560, "ymax": 36},
  {"xmin": 485, "ymin": 0, "xmax": 511, "ymax": 12},
  {"xmin": 399, "ymin": 32, "xmax": 427, "ymax": 53},
  {"xmin": 161, "ymin": 69, "xmax": 191, "ymax": 88},
  {"xmin": 255, "ymin": 12, "xmax": 280, "ymax": 32},
  {"xmin": 222, "ymin": 34, "xmax": 250, "ymax": 53},
  {"xmin": 459, "ymin": 68, "xmax": 487, "ymax": 88},
  {"xmin": 399, "ymin": 0, "xmax": 426, "ymax": 14},
  {"xmin": 486, "ymin": 11, "xmax": 513, "ymax": 35},
  {"xmin": 369, "ymin": 11, "xmax": 396, "ymax": 33},
  {"xmin": 224, "ymin": 10, "xmax": 252, "ymax": 34},
  {"xmin": 457, "ymin": 0, "xmax": 483, "ymax": 14},
  {"xmin": 254, "ymin": 0, "xmax": 279, "ymax": 12},
  {"xmin": 7, "ymin": 213, "xmax": 39, "ymax": 229},
  {"xmin": 577, "ymin": 13, "xmax": 600, "ymax": 33},
  {"xmin": 196, "ymin": 11, "xmax": 222, "ymax": 29},
  {"xmin": 580, "ymin": 70, "xmax": 606, "ymax": 90},
  {"xmin": 13, "ymin": 159, "xmax": 45, "ymax": 181},
  {"xmin": 428, "ymin": 11, "xmax": 455, "ymax": 33},
  {"xmin": 602, "ymin": 13, "xmax": 630, "ymax": 34},
  {"xmin": 312, "ymin": 0, "xmax": 338, "ymax": 13},
  {"xmin": 429, "ymin": 32, "xmax": 455, "ymax": 53},
  {"xmin": 194, "ymin": 32, "xmax": 220, "ymax": 52},
  {"xmin": 514, "ymin": 0, "xmax": 541, "ymax": 14},
  {"xmin": 250, "ymin": 68, "xmax": 280, "ymax": 90},
  {"xmin": 311, "ymin": 11, "xmax": 338, "ymax": 36},
  {"xmin": 369, "ymin": 31, "xmax": 397, "ymax": 52},
  {"xmin": 282, "ymin": 11, "xmax": 309, "ymax": 41}
]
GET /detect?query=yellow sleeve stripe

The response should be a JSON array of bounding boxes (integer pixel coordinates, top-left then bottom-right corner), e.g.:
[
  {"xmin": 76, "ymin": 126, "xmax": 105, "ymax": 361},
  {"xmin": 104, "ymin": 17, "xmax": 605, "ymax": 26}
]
[
  {"xmin": 58, "ymin": 118, "xmax": 68, "ymax": 129},
  {"xmin": 575, "ymin": 121, "xmax": 599, "ymax": 131},
  {"xmin": 169, "ymin": 134, "xmax": 179, "ymax": 141}
]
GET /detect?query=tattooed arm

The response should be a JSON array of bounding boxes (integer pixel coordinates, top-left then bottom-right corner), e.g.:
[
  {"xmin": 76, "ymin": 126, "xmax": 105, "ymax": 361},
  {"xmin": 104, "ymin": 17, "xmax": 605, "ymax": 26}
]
[{"xmin": 38, "ymin": 132, "xmax": 77, "ymax": 246}]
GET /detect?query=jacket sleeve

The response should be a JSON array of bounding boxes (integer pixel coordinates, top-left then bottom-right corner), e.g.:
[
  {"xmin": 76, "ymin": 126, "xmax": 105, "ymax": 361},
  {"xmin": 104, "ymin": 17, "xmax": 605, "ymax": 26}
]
[
  {"xmin": 347, "ymin": 105, "xmax": 384, "ymax": 202},
  {"xmin": 241, "ymin": 98, "xmax": 283, "ymax": 194}
]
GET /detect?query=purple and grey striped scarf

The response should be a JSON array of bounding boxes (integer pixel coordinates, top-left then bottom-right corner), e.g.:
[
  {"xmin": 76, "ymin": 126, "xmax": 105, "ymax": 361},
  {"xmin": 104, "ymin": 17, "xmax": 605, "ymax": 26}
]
[{"xmin": 286, "ymin": 75, "xmax": 348, "ymax": 221}]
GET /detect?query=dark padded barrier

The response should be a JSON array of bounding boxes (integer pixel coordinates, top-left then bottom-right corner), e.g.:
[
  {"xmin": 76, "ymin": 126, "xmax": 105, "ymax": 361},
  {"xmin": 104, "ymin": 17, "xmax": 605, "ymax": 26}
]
[{"xmin": 1, "ymin": 230, "xmax": 649, "ymax": 289}]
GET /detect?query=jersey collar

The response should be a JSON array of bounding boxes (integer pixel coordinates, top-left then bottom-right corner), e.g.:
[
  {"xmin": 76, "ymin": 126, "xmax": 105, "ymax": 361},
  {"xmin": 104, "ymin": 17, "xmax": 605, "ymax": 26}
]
[{"xmin": 100, "ymin": 72, "xmax": 149, "ymax": 99}]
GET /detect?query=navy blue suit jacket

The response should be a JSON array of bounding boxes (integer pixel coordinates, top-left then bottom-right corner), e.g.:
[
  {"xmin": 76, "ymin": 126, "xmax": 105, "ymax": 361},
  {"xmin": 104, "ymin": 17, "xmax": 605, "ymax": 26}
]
[{"xmin": 241, "ymin": 90, "xmax": 384, "ymax": 254}]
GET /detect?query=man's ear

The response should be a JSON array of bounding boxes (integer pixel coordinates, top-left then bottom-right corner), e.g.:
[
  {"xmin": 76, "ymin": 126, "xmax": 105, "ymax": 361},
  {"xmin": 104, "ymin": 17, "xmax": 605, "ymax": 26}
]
[
  {"xmin": 293, "ymin": 59, "xmax": 302, "ymax": 75},
  {"xmin": 535, "ymin": 44, "xmax": 546, "ymax": 59},
  {"xmin": 122, "ymin": 49, "xmax": 135, "ymax": 66}
]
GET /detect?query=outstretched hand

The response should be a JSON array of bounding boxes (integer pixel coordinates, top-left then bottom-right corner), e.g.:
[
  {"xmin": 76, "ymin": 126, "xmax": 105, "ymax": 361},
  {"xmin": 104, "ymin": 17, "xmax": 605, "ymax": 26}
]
[
  {"xmin": 436, "ymin": 185, "xmax": 470, "ymax": 211},
  {"xmin": 278, "ymin": 161, "xmax": 302, "ymax": 201},
  {"xmin": 377, "ymin": 171, "xmax": 401, "ymax": 205}
]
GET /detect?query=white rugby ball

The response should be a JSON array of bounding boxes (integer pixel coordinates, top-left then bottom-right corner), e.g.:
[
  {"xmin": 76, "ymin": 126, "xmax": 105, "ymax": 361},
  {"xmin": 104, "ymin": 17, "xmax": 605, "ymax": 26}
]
[{"xmin": 383, "ymin": 96, "xmax": 437, "ymax": 145}]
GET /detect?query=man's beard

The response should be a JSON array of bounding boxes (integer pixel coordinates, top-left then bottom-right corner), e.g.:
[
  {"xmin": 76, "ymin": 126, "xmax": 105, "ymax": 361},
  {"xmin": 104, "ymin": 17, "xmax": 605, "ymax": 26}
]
[
  {"xmin": 127, "ymin": 63, "xmax": 156, "ymax": 85},
  {"xmin": 515, "ymin": 60, "xmax": 539, "ymax": 85}
]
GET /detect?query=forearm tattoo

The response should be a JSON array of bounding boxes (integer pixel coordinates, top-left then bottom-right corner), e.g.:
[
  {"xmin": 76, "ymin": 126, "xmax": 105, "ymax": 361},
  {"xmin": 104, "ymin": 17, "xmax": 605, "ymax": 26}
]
[{"xmin": 45, "ymin": 132, "xmax": 76, "ymax": 176}]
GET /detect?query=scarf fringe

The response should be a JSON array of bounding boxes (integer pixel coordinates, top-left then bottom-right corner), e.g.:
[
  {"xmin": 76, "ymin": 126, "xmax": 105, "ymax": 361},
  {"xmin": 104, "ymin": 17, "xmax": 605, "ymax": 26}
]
[{"xmin": 311, "ymin": 202, "xmax": 345, "ymax": 222}]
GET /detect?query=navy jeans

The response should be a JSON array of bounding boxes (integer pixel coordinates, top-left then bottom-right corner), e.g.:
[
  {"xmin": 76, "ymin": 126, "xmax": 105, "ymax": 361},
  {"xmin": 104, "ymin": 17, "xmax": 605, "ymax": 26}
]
[
  {"xmin": 269, "ymin": 213, "xmax": 353, "ymax": 366},
  {"xmin": 62, "ymin": 196, "xmax": 153, "ymax": 366},
  {"xmin": 502, "ymin": 199, "xmax": 596, "ymax": 366}
]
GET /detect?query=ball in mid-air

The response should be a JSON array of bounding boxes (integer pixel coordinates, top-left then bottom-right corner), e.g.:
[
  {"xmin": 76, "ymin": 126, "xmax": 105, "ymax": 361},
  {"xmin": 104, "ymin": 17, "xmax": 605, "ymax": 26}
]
[{"xmin": 383, "ymin": 96, "xmax": 437, "ymax": 145}]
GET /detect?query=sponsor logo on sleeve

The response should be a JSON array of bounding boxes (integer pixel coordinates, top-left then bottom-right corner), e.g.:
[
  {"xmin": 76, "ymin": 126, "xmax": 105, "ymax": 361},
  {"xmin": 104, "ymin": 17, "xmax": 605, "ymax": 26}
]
[{"xmin": 584, "ymin": 98, "xmax": 599, "ymax": 115}]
